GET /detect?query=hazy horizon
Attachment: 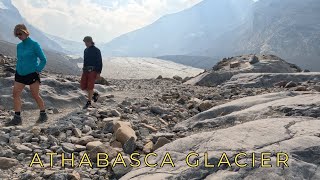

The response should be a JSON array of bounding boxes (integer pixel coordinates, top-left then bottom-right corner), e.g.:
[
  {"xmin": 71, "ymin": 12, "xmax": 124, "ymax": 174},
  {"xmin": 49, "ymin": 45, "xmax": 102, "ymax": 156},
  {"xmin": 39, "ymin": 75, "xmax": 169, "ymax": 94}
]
[
  {"xmin": 9, "ymin": 0, "xmax": 260, "ymax": 44},
  {"xmin": 11, "ymin": 0, "xmax": 204, "ymax": 43}
]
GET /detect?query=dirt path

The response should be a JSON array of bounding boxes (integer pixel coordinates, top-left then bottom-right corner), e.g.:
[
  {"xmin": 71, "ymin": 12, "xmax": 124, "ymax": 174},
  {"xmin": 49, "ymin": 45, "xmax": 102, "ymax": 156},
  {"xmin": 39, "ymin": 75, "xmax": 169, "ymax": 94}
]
[
  {"xmin": 3, "ymin": 90, "xmax": 143, "ymax": 130},
  {"xmin": 18, "ymin": 108, "xmax": 78, "ymax": 130}
]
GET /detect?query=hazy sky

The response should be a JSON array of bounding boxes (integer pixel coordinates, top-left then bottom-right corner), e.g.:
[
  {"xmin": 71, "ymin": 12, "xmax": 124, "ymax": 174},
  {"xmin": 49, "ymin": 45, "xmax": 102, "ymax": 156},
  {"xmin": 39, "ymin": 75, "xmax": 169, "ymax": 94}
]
[{"xmin": 12, "ymin": 0, "xmax": 203, "ymax": 43}]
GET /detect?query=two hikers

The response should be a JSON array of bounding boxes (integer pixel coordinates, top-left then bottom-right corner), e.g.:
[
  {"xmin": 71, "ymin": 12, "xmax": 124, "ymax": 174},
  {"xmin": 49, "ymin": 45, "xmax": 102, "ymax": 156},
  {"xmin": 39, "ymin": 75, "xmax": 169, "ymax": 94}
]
[
  {"xmin": 5, "ymin": 25, "xmax": 102, "ymax": 126},
  {"xmin": 5, "ymin": 24, "xmax": 48, "ymax": 126},
  {"xmin": 81, "ymin": 36, "xmax": 103, "ymax": 109}
]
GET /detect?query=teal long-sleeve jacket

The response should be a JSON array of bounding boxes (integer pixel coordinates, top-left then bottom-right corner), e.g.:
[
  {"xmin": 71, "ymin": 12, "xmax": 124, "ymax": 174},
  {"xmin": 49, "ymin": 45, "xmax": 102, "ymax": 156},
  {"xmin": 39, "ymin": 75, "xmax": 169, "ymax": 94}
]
[{"xmin": 16, "ymin": 37, "xmax": 47, "ymax": 76}]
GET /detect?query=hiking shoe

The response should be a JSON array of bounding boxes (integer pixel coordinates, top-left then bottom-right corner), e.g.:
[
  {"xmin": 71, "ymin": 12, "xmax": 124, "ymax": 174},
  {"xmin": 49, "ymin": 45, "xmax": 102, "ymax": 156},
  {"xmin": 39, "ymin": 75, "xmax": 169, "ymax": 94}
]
[
  {"xmin": 93, "ymin": 92, "xmax": 99, "ymax": 102},
  {"xmin": 37, "ymin": 112, "xmax": 48, "ymax": 123},
  {"xmin": 5, "ymin": 115, "xmax": 22, "ymax": 126},
  {"xmin": 83, "ymin": 101, "xmax": 92, "ymax": 109}
]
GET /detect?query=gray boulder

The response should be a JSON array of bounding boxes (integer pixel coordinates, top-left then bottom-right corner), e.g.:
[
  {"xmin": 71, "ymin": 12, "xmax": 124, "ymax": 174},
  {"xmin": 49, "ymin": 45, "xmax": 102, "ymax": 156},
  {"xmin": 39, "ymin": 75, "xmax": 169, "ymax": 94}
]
[
  {"xmin": 121, "ymin": 116, "xmax": 320, "ymax": 179},
  {"xmin": 120, "ymin": 91, "xmax": 320, "ymax": 179},
  {"xmin": 222, "ymin": 73, "xmax": 320, "ymax": 88},
  {"xmin": 185, "ymin": 55, "xmax": 302, "ymax": 87}
]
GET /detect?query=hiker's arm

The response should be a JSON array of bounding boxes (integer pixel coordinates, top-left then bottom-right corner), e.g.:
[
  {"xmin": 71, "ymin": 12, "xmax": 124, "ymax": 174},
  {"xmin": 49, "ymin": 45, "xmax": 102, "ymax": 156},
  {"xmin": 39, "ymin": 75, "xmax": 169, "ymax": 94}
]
[
  {"xmin": 35, "ymin": 42, "xmax": 47, "ymax": 73},
  {"xmin": 96, "ymin": 49, "xmax": 103, "ymax": 74}
]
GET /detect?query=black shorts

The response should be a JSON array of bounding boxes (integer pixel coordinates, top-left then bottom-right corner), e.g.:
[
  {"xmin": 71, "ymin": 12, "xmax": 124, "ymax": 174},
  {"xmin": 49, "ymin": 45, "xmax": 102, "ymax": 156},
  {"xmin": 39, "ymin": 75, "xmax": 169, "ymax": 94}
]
[{"xmin": 15, "ymin": 72, "xmax": 41, "ymax": 85}]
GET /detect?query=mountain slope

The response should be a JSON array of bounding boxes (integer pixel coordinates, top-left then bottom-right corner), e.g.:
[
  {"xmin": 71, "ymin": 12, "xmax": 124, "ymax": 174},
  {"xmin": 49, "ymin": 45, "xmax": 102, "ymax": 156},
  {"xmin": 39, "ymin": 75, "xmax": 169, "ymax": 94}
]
[
  {"xmin": 102, "ymin": 0, "xmax": 320, "ymax": 71},
  {"xmin": 45, "ymin": 33, "xmax": 86, "ymax": 55},
  {"xmin": 102, "ymin": 0, "xmax": 253, "ymax": 57},
  {"xmin": 202, "ymin": 0, "xmax": 320, "ymax": 71},
  {"xmin": 0, "ymin": 0, "xmax": 64, "ymax": 52}
]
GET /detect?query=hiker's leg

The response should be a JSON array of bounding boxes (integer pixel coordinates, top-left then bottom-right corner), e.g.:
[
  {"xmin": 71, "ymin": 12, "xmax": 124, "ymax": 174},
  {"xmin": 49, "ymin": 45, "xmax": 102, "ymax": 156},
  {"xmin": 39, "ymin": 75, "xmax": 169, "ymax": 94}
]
[
  {"xmin": 6, "ymin": 82, "xmax": 24, "ymax": 126},
  {"xmin": 80, "ymin": 72, "xmax": 88, "ymax": 91},
  {"xmin": 30, "ymin": 81, "xmax": 45, "ymax": 111},
  {"xmin": 13, "ymin": 81, "xmax": 25, "ymax": 112},
  {"xmin": 88, "ymin": 90, "xmax": 94, "ymax": 101},
  {"xmin": 87, "ymin": 72, "xmax": 97, "ymax": 102}
]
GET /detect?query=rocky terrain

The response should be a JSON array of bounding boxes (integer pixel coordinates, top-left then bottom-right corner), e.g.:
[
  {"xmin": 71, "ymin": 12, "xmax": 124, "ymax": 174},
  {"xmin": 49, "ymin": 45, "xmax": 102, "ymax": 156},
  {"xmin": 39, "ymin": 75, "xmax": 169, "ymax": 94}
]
[
  {"xmin": 1, "ymin": 54, "xmax": 320, "ymax": 180},
  {"xmin": 185, "ymin": 54, "xmax": 303, "ymax": 87}
]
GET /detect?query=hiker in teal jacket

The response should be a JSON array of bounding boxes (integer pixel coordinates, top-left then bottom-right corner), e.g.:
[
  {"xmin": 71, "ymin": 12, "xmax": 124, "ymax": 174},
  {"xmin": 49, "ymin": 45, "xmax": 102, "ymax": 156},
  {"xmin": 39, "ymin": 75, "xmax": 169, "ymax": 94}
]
[
  {"xmin": 16, "ymin": 36, "xmax": 47, "ymax": 76},
  {"xmin": 5, "ymin": 24, "xmax": 48, "ymax": 126}
]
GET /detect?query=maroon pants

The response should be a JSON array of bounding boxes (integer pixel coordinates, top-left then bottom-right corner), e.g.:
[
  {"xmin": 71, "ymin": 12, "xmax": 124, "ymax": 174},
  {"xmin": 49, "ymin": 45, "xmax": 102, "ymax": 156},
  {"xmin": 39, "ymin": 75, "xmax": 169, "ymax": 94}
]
[{"xmin": 80, "ymin": 71, "xmax": 97, "ymax": 90}]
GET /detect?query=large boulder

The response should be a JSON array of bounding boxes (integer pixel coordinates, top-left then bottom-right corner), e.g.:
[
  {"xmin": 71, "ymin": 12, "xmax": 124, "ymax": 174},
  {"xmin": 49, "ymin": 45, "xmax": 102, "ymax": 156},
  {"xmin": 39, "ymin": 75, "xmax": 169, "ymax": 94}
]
[
  {"xmin": 121, "ymin": 117, "xmax": 320, "ymax": 179},
  {"xmin": 222, "ymin": 72, "xmax": 320, "ymax": 88},
  {"xmin": 175, "ymin": 91, "xmax": 320, "ymax": 131},
  {"xmin": 88, "ymin": 145, "xmax": 117, "ymax": 161},
  {"xmin": 249, "ymin": 55, "xmax": 259, "ymax": 64},
  {"xmin": 120, "ymin": 91, "xmax": 320, "ymax": 179},
  {"xmin": 0, "ymin": 157, "xmax": 19, "ymax": 169},
  {"xmin": 95, "ymin": 77, "xmax": 110, "ymax": 86},
  {"xmin": 0, "ymin": 58, "xmax": 6, "ymax": 65},
  {"xmin": 114, "ymin": 121, "xmax": 137, "ymax": 145},
  {"xmin": 86, "ymin": 141, "xmax": 103, "ymax": 151},
  {"xmin": 184, "ymin": 55, "xmax": 302, "ymax": 87}
]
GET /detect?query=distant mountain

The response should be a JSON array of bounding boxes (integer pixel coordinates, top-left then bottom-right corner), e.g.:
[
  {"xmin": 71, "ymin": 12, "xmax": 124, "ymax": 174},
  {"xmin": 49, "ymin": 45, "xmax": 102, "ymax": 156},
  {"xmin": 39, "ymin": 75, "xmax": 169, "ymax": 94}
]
[
  {"xmin": 156, "ymin": 55, "xmax": 219, "ymax": 70},
  {"xmin": 46, "ymin": 33, "xmax": 108, "ymax": 57},
  {"xmin": 0, "ymin": 0, "xmax": 64, "ymax": 52},
  {"xmin": 45, "ymin": 33, "xmax": 85, "ymax": 55},
  {"xmin": 101, "ymin": 0, "xmax": 253, "ymax": 57},
  {"xmin": 201, "ymin": 0, "xmax": 320, "ymax": 71},
  {"xmin": 101, "ymin": 0, "xmax": 320, "ymax": 71}
]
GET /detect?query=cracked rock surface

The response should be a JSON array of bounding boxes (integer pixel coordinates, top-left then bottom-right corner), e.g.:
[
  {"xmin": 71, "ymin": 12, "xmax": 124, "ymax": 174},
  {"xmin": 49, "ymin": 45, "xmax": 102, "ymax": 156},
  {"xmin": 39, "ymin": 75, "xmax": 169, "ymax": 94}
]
[{"xmin": 122, "ymin": 92, "xmax": 320, "ymax": 180}]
